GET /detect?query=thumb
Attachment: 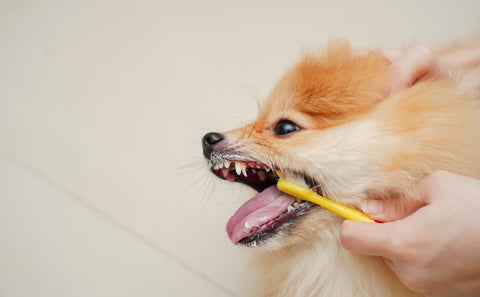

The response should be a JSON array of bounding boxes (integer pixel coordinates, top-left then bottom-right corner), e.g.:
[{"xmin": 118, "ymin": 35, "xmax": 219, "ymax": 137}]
[
  {"xmin": 361, "ymin": 198, "xmax": 424, "ymax": 222},
  {"xmin": 340, "ymin": 220, "xmax": 393, "ymax": 257}
]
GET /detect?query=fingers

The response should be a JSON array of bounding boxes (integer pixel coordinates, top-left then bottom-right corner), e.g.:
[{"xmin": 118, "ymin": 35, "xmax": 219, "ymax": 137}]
[
  {"xmin": 414, "ymin": 170, "xmax": 480, "ymax": 206},
  {"xmin": 413, "ymin": 170, "xmax": 460, "ymax": 204},
  {"xmin": 386, "ymin": 45, "xmax": 449, "ymax": 95},
  {"xmin": 340, "ymin": 218, "xmax": 423, "ymax": 261},
  {"xmin": 340, "ymin": 220, "xmax": 392, "ymax": 257},
  {"xmin": 342, "ymin": 171, "xmax": 468, "ymax": 259},
  {"xmin": 356, "ymin": 44, "xmax": 457, "ymax": 96},
  {"xmin": 388, "ymin": 45, "xmax": 432, "ymax": 94},
  {"xmin": 441, "ymin": 45, "xmax": 480, "ymax": 69},
  {"xmin": 361, "ymin": 171, "xmax": 462, "ymax": 222},
  {"xmin": 361, "ymin": 198, "xmax": 425, "ymax": 222}
]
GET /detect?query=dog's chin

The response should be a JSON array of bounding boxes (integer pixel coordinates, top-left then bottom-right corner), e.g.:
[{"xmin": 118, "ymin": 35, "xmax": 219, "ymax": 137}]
[{"xmin": 208, "ymin": 158, "xmax": 323, "ymax": 248}]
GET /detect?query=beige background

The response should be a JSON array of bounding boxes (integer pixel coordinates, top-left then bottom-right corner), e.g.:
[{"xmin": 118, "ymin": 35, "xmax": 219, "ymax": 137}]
[{"xmin": 0, "ymin": 1, "xmax": 479, "ymax": 296}]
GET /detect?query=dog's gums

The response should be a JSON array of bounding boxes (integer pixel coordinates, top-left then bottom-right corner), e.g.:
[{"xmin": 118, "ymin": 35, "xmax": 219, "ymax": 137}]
[
  {"xmin": 210, "ymin": 160, "xmax": 314, "ymax": 246},
  {"xmin": 211, "ymin": 160, "xmax": 277, "ymax": 192}
]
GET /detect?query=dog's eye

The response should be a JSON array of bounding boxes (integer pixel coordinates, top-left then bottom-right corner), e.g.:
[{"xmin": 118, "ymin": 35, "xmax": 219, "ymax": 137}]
[{"xmin": 274, "ymin": 120, "xmax": 301, "ymax": 136}]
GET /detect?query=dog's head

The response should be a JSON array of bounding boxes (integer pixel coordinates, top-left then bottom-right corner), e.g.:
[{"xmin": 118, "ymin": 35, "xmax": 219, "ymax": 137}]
[{"xmin": 202, "ymin": 43, "xmax": 449, "ymax": 249}]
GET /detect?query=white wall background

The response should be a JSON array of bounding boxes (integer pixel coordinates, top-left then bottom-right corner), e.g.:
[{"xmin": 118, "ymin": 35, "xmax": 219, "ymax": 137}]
[{"xmin": 0, "ymin": 1, "xmax": 479, "ymax": 296}]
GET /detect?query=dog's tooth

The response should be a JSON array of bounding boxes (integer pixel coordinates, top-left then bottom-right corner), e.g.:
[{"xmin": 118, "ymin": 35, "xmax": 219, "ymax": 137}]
[
  {"xmin": 213, "ymin": 163, "xmax": 221, "ymax": 170},
  {"xmin": 222, "ymin": 169, "xmax": 229, "ymax": 178},
  {"xmin": 242, "ymin": 166, "xmax": 248, "ymax": 177},
  {"xmin": 224, "ymin": 160, "xmax": 231, "ymax": 169},
  {"xmin": 240, "ymin": 162, "xmax": 247, "ymax": 174},
  {"xmin": 257, "ymin": 170, "xmax": 267, "ymax": 182},
  {"xmin": 235, "ymin": 162, "xmax": 242, "ymax": 176},
  {"xmin": 265, "ymin": 167, "xmax": 271, "ymax": 172},
  {"xmin": 251, "ymin": 168, "xmax": 257, "ymax": 174},
  {"xmin": 287, "ymin": 205, "xmax": 295, "ymax": 213}
]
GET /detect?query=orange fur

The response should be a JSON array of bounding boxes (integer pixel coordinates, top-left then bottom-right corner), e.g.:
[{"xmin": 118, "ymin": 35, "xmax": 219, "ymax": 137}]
[
  {"xmin": 260, "ymin": 43, "xmax": 391, "ymax": 129},
  {"xmin": 214, "ymin": 42, "xmax": 480, "ymax": 297}
]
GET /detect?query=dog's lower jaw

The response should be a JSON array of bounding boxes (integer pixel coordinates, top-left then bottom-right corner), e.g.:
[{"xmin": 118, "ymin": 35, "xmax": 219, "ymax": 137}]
[{"xmin": 257, "ymin": 224, "xmax": 422, "ymax": 297}]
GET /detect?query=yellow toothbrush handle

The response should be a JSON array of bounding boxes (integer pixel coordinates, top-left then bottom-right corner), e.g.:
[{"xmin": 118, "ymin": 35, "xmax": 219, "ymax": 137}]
[{"xmin": 277, "ymin": 179, "xmax": 375, "ymax": 222}]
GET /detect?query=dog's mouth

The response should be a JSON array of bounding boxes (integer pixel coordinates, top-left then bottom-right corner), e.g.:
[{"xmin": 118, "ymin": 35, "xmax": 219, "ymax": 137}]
[{"xmin": 210, "ymin": 160, "xmax": 316, "ymax": 247}]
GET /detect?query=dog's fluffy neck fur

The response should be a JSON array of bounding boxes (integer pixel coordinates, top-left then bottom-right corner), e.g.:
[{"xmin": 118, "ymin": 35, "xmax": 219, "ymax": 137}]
[{"xmin": 259, "ymin": 228, "xmax": 422, "ymax": 297}]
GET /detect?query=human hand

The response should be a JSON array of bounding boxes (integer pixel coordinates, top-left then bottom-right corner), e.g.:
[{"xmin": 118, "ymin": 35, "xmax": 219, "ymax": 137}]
[
  {"xmin": 383, "ymin": 45, "xmax": 450, "ymax": 95},
  {"xmin": 384, "ymin": 44, "xmax": 480, "ymax": 95},
  {"xmin": 340, "ymin": 171, "xmax": 480, "ymax": 297}
]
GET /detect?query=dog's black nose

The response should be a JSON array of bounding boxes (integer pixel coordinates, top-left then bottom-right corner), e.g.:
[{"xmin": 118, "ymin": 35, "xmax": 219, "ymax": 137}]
[{"xmin": 202, "ymin": 132, "xmax": 224, "ymax": 158}]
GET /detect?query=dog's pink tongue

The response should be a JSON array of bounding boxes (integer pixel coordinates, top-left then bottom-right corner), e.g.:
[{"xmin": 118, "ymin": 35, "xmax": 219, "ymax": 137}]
[{"xmin": 226, "ymin": 185, "xmax": 296, "ymax": 244}]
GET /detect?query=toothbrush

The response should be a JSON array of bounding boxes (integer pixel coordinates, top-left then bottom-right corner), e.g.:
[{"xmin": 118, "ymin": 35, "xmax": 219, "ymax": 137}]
[{"xmin": 277, "ymin": 179, "xmax": 380, "ymax": 223}]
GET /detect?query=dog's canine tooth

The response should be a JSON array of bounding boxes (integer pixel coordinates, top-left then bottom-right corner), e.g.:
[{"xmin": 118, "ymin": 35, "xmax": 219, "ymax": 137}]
[
  {"xmin": 235, "ymin": 162, "xmax": 243, "ymax": 176},
  {"xmin": 242, "ymin": 166, "xmax": 248, "ymax": 177},
  {"xmin": 257, "ymin": 170, "xmax": 267, "ymax": 182}
]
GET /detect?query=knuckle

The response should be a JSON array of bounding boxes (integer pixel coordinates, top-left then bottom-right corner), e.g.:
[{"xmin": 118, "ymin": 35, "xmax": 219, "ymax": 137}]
[
  {"xmin": 406, "ymin": 45, "xmax": 436, "ymax": 71},
  {"xmin": 409, "ymin": 45, "xmax": 433, "ymax": 60},
  {"xmin": 383, "ymin": 229, "xmax": 425, "ymax": 263},
  {"xmin": 384, "ymin": 233, "xmax": 411, "ymax": 261},
  {"xmin": 423, "ymin": 170, "xmax": 451, "ymax": 188}
]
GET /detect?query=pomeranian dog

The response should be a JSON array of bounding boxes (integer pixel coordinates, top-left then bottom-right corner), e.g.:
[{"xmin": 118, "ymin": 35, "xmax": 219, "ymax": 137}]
[{"xmin": 201, "ymin": 42, "xmax": 480, "ymax": 297}]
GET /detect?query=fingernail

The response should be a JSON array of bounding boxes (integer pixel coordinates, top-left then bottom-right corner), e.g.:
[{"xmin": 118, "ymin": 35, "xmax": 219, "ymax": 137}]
[{"xmin": 364, "ymin": 199, "xmax": 384, "ymax": 215}]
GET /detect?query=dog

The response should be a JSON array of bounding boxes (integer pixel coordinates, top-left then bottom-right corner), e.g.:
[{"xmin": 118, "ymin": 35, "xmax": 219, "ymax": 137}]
[{"xmin": 201, "ymin": 42, "xmax": 480, "ymax": 297}]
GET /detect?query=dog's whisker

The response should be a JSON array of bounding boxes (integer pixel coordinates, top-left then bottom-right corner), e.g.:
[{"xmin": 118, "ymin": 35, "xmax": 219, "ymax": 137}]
[
  {"xmin": 175, "ymin": 160, "xmax": 207, "ymax": 175},
  {"xmin": 179, "ymin": 169, "xmax": 212, "ymax": 202},
  {"xmin": 199, "ymin": 175, "xmax": 218, "ymax": 208}
]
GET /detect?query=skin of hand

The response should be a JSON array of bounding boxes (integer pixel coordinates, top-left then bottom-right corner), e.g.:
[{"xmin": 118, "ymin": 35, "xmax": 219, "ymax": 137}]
[
  {"xmin": 383, "ymin": 44, "xmax": 480, "ymax": 95},
  {"xmin": 382, "ymin": 45, "xmax": 450, "ymax": 95},
  {"xmin": 340, "ymin": 171, "xmax": 480, "ymax": 297}
]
